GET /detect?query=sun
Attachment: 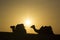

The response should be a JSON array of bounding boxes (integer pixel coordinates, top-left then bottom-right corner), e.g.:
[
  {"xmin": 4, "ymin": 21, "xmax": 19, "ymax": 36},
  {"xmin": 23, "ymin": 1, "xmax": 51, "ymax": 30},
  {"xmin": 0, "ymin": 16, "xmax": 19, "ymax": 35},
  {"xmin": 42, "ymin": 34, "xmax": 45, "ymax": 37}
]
[
  {"xmin": 24, "ymin": 19, "xmax": 32, "ymax": 27},
  {"xmin": 25, "ymin": 20, "xmax": 30, "ymax": 25}
]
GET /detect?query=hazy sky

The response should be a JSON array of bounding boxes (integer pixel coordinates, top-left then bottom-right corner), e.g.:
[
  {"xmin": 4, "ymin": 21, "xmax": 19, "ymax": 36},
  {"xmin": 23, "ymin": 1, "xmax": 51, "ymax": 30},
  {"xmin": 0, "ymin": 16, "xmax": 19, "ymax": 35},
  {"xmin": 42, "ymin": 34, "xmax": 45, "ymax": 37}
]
[{"xmin": 0, "ymin": 0, "xmax": 60, "ymax": 34}]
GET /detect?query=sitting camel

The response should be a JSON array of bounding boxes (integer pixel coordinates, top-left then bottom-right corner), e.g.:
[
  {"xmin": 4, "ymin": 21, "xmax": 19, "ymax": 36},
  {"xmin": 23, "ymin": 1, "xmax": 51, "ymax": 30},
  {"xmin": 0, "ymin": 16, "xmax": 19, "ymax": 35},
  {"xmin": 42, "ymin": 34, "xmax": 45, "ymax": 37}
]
[
  {"xmin": 10, "ymin": 24, "xmax": 26, "ymax": 34},
  {"xmin": 31, "ymin": 25, "xmax": 53, "ymax": 35}
]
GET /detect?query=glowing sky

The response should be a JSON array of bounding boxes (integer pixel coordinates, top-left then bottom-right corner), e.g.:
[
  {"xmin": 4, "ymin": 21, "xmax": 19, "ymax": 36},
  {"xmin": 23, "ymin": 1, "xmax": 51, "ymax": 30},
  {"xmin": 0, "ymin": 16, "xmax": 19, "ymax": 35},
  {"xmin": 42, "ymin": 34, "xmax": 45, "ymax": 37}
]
[{"xmin": 0, "ymin": 0, "xmax": 60, "ymax": 34}]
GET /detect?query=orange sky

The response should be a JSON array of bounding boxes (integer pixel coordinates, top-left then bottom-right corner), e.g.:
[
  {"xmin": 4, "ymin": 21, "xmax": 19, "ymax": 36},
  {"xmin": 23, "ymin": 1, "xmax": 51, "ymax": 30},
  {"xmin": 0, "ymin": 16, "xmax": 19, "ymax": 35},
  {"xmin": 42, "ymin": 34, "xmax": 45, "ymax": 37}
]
[{"xmin": 0, "ymin": 0, "xmax": 60, "ymax": 34}]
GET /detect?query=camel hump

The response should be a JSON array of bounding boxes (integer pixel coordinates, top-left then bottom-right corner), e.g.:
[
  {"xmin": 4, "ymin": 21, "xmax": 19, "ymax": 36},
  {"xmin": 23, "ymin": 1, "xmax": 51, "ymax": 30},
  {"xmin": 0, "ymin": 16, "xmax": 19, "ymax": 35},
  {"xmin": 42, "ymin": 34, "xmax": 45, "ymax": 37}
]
[
  {"xmin": 31, "ymin": 25, "xmax": 35, "ymax": 28},
  {"xmin": 39, "ymin": 26, "xmax": 53, "ymax": 34}
]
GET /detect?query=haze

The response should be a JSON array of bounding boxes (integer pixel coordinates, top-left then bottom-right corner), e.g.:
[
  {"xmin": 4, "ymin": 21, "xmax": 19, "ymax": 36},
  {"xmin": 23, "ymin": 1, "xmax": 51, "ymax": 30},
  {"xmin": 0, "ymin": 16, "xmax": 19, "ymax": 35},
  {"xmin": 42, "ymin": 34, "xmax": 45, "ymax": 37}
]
[{"xmin": 0, "ymin": 0, "xmax": 60, "ymax": 34}]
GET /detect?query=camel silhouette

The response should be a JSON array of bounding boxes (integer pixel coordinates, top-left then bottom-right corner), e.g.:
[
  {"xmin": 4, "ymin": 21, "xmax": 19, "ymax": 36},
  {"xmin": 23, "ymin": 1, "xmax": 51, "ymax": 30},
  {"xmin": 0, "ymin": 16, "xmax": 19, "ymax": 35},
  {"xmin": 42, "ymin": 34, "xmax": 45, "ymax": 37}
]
[
  {"xmin": 31, "ymin": 25, "xmax": 54, "ymax": 35},
  {"xmin": 10, "ymin": 24, "xmax": 26, "ymax": 35}
]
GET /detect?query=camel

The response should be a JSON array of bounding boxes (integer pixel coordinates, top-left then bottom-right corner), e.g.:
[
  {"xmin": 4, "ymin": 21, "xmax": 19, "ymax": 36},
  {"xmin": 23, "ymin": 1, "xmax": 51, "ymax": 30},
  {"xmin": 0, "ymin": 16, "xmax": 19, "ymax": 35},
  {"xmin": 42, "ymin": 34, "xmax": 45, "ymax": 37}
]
[
  {"xmin": 31, "ymin": 25, "xmax": 53, "ymax": 35},
  {"xmin": 10, "ymin": 24, "xmax": 26, "ymax": 34}
]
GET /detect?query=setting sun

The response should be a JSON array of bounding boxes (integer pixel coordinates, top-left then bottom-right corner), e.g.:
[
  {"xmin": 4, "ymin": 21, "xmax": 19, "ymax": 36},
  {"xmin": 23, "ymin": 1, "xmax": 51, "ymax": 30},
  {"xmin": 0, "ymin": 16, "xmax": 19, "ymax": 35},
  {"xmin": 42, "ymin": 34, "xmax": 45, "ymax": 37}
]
[
  {"xmin": 25, "ymin": 20, "xmax": 31, "ymax": 25},
  {"xmin": 24, "ymin": 19, "xmax": 32, "ymax": 27}
]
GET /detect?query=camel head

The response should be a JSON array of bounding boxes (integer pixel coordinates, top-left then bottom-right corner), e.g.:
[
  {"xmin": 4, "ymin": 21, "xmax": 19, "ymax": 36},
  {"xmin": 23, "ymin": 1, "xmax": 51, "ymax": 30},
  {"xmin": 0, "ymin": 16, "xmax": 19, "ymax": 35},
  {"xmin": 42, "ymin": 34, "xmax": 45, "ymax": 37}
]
[
  {"xmin": 31, "ymin": 25, "xmax": 35, "ymax": 29},
  {"xmin": 10, "ymin": 26, "xmax": 15, "ymax": 29}
]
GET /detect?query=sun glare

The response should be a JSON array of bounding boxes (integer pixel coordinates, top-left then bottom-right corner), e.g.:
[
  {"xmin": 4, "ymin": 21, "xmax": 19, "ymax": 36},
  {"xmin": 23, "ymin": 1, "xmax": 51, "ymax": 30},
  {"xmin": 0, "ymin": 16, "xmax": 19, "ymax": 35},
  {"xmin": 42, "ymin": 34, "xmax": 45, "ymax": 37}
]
[
  {"xmin": 24, "ymin": 19, "xmax": 32, "ymax": 27},
  {"xmin": 26, "ymin": 20, "xmax": 30, "ymax": 25}
]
